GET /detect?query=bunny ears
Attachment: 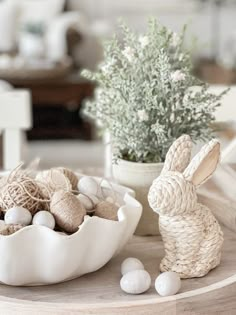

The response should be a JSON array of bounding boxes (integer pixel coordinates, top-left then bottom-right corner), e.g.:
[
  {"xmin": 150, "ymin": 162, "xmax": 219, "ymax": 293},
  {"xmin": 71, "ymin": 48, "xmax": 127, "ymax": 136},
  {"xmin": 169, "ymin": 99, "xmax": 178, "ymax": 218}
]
[
  {"xmin": 162, "ymin": 135, "xmax": 220, "ymax": 187},
  {"xmin": 162, "ymin": 135, "xmax": 192, "ymax": 174}
]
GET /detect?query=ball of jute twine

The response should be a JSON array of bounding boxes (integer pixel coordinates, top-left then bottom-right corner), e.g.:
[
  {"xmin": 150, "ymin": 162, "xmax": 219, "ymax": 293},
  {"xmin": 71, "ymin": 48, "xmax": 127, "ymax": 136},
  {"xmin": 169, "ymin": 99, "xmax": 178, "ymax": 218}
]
[
  {"xmin": 50, "ymin": 190, "xmax": 86, "ymax": 233},
  {"xmin": 50, "ymin": 177, "xmax": 120, "ymax": 233},
  {"xmin": 0, "ymin": 164, "xmax": 51, "ymax": 214},
  {"xmin": 55, "ymin": 167, "xmax": 78, "ymax": 190},
  {"xmin": 94, "ymin": 201, "xmax": 119, "ymax": 221},
  {"xmin": 0, "ymin": 224, "xmax": 24, "ymax": 236},
  {"xmin": 36, "ymin": 169, "xmax": 72, "ymax": 199}
]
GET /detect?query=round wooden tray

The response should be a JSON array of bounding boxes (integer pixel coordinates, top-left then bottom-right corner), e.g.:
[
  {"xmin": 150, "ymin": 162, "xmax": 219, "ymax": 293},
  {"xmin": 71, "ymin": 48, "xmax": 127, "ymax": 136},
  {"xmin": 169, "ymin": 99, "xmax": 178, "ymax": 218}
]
[
  {"xmin": 0, "ymin": 58, "xmax": 72, "ymax": 81},
  {"xmin": 0, "ymin": 225, "xmax": 234, "ymax": 314}
]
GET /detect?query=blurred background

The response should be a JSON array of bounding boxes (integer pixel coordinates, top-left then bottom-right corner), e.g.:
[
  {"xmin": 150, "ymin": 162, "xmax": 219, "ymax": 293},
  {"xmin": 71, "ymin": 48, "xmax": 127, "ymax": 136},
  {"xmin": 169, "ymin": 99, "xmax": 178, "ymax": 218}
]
[{"xmin": 0, "ymin": 0, "xmax": 236, "ymax": 170}]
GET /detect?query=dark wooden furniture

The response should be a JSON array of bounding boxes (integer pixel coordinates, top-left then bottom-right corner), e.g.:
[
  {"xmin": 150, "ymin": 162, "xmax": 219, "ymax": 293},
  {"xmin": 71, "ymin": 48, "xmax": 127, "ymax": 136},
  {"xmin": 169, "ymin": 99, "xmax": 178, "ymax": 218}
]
[
  {"xmin": 8, "ymin": 73, "xmax": 95, "ymax": 140},
  {"xmin": 194, "ymin": 58, "xmax": 236, "ymax": 85}
]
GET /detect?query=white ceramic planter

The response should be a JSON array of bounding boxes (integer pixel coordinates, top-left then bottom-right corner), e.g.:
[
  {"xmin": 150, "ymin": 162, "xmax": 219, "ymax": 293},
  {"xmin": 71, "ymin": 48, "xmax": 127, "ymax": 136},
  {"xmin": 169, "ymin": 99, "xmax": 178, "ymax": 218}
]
[
  {"xmin": 0, "ymin": 175, "xmax": 142, "ymax": 286},
  {"xmin": 112, "ymin": 159, "xmax": 163, "ymax": 236},
  {"xmin": 19, "ymin": 34, "xmax": 45, "ymax": 59}
]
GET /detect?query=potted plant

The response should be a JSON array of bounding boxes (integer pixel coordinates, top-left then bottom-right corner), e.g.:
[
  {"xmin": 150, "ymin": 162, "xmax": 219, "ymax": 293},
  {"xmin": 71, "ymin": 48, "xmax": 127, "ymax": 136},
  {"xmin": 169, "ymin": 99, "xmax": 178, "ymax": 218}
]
[
  {"xmin": 82, "ymin": 18, "xmax": 226, "ymax": 235},
  {"xmin": 19, "ymin": 22, "xmax": 45, "ymax": 59}
]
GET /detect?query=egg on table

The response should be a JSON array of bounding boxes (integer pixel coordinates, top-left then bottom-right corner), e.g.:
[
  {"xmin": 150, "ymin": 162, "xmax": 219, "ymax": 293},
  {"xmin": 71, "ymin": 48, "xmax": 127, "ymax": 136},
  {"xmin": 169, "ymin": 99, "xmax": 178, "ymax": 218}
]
[
  {"xmin": 120, "ymin": 270, "xmax": 151, "ymax": 294},
  {"xmin": 121, "ymin": 257, "xmax": 144, "ymax": 276},
  {"xmin": 155, "ymin": 271, "xmax": 181, "ymax": 296}
]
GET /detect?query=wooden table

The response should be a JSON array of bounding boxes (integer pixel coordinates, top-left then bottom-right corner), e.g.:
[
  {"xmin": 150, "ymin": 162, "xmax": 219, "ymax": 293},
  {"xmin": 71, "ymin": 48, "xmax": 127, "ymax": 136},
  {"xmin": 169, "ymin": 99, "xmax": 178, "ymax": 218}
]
[
  {"xmin": 0, "ymin": 166, "xmax": 235, "ymax": 314},
  {"xmin": 9, "ymin": 73, "xmax": 94, "ymax": 106},
  {"xmin": 194, "ymin": 58, "xmax": 236, "ymax": 84}
]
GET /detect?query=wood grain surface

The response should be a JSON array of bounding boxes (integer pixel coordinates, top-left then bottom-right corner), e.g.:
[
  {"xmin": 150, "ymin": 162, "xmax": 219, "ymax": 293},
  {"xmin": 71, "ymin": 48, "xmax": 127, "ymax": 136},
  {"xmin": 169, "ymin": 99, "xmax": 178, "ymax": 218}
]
[{"xmin": 0, "ymin": 165, "xmax": 235, "ymax": 314}]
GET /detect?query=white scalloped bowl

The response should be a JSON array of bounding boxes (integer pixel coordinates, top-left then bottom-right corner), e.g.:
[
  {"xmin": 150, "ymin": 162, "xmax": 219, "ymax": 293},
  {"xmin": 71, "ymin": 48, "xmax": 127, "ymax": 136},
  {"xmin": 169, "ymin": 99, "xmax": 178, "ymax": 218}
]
[{"xmin": 0, "ymin": 175, "xmax": 142, "ymax": 286}]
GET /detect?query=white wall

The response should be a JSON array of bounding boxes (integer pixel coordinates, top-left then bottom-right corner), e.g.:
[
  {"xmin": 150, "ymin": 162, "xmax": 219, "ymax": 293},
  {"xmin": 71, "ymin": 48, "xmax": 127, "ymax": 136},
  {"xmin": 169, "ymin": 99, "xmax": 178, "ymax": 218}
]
[{"xmin": 68, "ymin": 0, "xmax": 236, "ymax": 59}]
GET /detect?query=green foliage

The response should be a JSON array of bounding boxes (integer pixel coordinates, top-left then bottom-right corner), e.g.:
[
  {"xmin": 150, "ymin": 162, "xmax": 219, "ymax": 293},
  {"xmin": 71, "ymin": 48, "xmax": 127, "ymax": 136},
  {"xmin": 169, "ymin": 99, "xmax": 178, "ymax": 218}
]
[{"xmin": 82, "ymin": 18, "xmax": 226, "ymax": 163}]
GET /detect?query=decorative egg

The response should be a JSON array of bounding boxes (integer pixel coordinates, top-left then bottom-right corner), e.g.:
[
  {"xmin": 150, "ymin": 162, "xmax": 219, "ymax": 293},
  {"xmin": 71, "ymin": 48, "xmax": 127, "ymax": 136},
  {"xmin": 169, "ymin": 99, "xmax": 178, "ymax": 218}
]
[
  {"xmin": 120, "ymin": 270, "xmax": 151, "ymax": 294},
  {"xmin": 5, "ymin": 207, "xmax": 32, "ymax": 226},
  {"xmin": 94, "ymin": 201, "xmax": 119, "ymax": 221},
  {"xmin": 155, "ymin": 272, "xmax": 181, "ymax": 296},
  {"xmin": 50, "ymin": 190, "xmax": 86, "ymax": 233},
  {"xmin": 32, "ymin": 211, "xmax": 55, "ymax": 230},
  {"xmin": 78, "ymin": 176, "xmax": 99, "ymax": 196},
  {"xmin": 121, "ymin": 257, "xmax": 144, "ymax": 275},
  {"xmin": 77, "ymin": 194, "xmax": 94, "ymax": 211}
]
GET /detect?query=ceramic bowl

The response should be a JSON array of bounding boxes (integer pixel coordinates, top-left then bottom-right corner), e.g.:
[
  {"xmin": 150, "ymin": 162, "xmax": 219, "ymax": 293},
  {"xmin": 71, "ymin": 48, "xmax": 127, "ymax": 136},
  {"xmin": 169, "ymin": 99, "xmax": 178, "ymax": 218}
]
[{"xmin": 0, "ymin": 175, "xmax": 142, "ymax": 286}]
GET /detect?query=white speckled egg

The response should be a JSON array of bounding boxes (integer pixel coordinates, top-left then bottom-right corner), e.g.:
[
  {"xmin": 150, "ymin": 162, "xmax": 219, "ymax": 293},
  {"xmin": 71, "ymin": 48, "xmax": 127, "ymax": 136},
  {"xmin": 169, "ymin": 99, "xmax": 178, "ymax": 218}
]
[
  {"xmin": 155, "ymin": 272, "xmax": 181, "ymax": 296},
  {"xmin": 121, "ymin": 257, "xmax": 144, "ymax": 275},
  {"xmin": 32, "ymin": 211, "xmax": 55, "ymax": 230},
  {"xmin": 5, "ymin": 207, "xmax": 32, "ymax": 226},
  {"xmin": 77, "ymin": 194, "xmax": 94, "ymax": 210},
  {"xmin": 78, "ymin": 176, "xmax": 99, "ymax": 196},
  {"xmin": 120, "ymin": 270, "xmax": 151, "ymax": 294}
]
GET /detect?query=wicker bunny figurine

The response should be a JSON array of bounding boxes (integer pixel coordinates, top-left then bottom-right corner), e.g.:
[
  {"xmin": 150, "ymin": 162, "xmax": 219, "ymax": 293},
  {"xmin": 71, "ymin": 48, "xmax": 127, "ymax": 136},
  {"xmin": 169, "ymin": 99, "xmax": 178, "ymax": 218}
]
[{"xmin": 148, "ymin": 135, "xmax": 224, "ymax": 279}]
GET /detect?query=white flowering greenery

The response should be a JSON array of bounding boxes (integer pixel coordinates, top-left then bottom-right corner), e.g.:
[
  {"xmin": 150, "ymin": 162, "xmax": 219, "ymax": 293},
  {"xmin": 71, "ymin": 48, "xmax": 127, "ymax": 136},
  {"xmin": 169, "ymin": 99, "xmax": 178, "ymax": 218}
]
[{"xmin": 82, "ymin": 18, "xmax": 226, "ymax": 163}]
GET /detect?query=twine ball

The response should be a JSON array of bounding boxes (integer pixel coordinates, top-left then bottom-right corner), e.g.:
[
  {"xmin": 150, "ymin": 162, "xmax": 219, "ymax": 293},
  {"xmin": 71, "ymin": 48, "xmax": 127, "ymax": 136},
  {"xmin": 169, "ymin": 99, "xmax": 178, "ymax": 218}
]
[
  {"xmin": 94, "ymin": 201, "xmax": 119, "ymax": 221},
  {"xmin": 0, "ymin": 224, "xmax": 23, "ymax": 236},
  {"xmin": 36, "ymin": 169, "xmax": 72, "ymax": 198},
  {"xmin": 50, "ymin": 190, "xmax": 86, "ymax": 233},
  {"xmin": 0, "ymin": 178, "xmax": 44, "ymax": 215},
  {"xmin": 55, "ymin": 167, "xmax": 78, "ymax": 190}
]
